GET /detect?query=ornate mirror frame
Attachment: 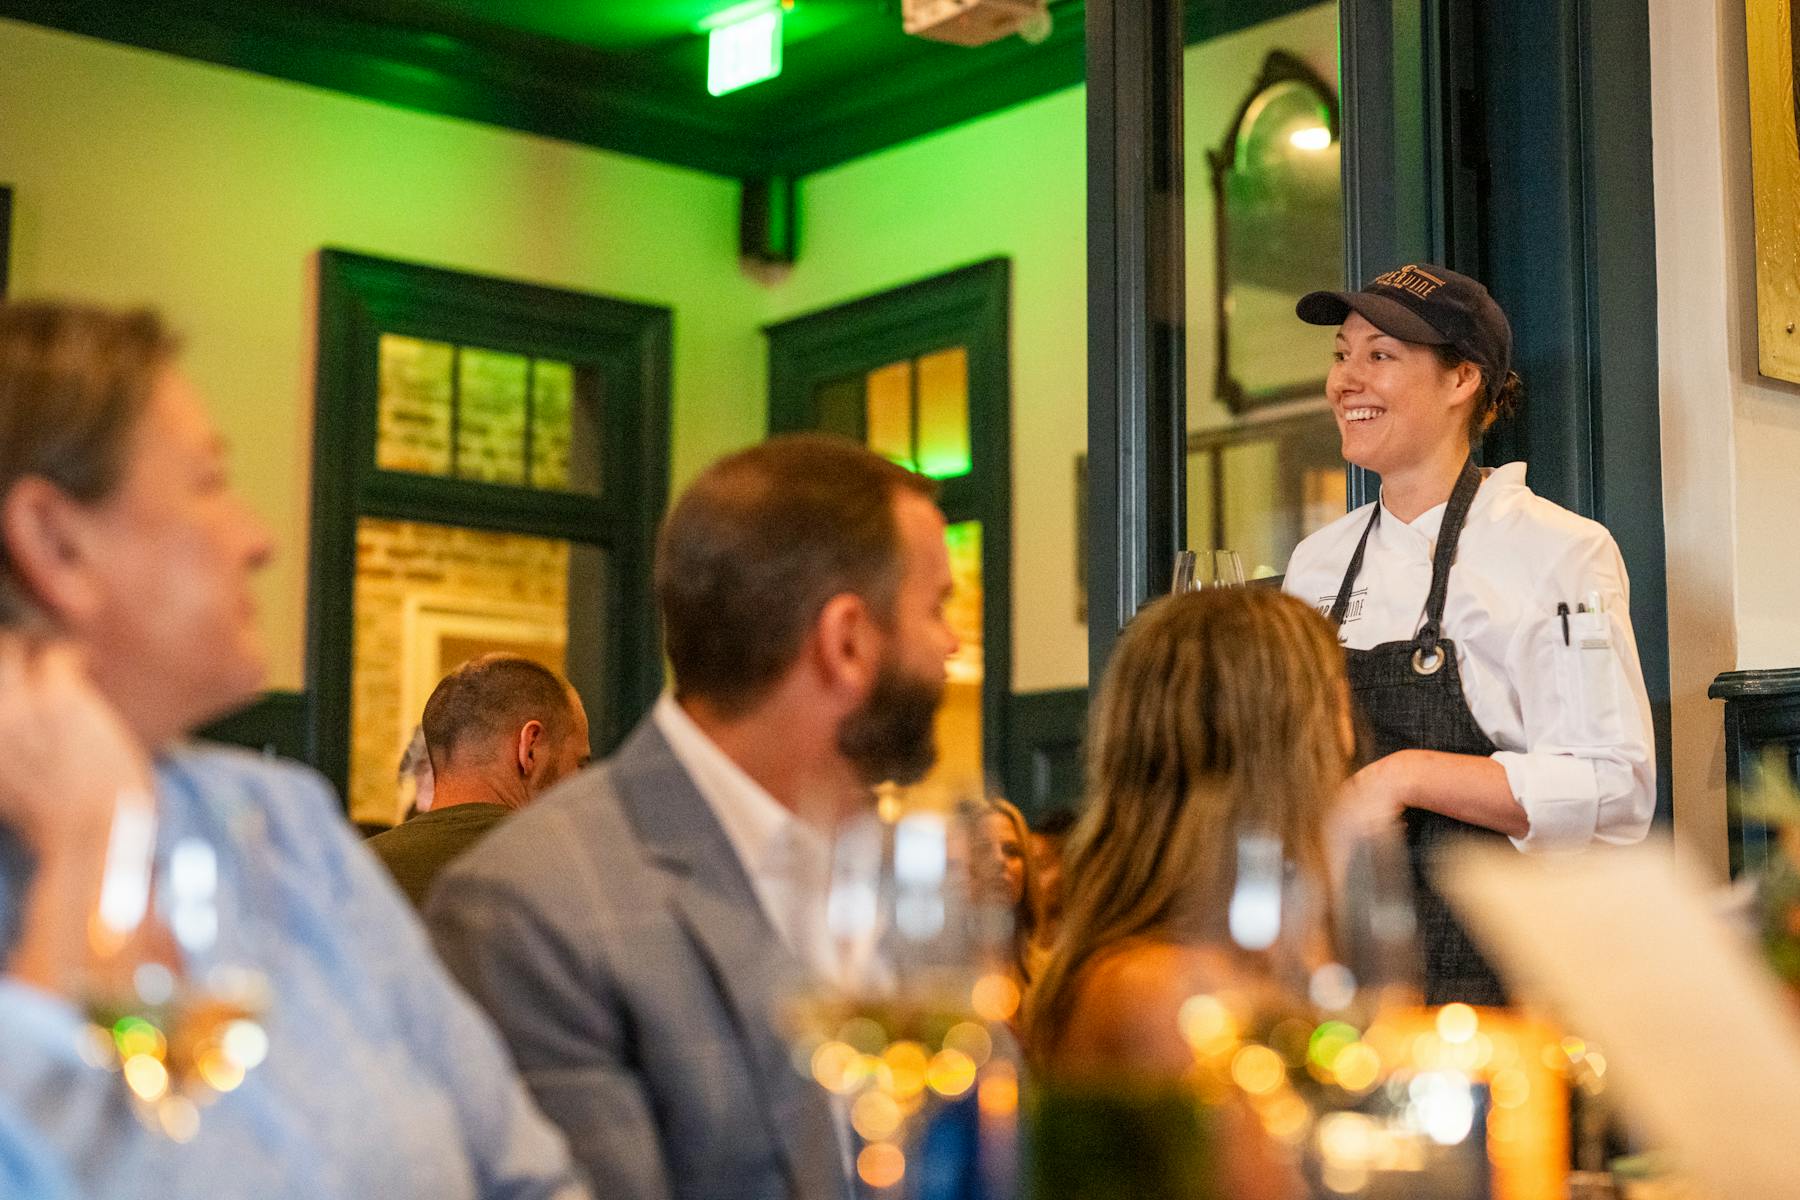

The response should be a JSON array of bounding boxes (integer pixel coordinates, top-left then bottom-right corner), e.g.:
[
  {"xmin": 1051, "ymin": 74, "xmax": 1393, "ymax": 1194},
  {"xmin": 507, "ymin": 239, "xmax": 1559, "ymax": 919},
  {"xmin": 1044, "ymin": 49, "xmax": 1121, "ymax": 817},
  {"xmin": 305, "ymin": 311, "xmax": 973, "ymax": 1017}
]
[{"xmin": 1209, "ymin": 50, "xmax": 1342, "ymax": 413}]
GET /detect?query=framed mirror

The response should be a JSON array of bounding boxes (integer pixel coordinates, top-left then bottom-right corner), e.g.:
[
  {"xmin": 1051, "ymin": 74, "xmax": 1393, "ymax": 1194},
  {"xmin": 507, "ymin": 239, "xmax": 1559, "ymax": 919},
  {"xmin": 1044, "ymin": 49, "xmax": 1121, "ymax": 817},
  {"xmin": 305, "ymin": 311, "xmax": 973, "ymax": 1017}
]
[{"xmin": 1209, "ymin": 51, "xmax": 1342, "ymax": 412}]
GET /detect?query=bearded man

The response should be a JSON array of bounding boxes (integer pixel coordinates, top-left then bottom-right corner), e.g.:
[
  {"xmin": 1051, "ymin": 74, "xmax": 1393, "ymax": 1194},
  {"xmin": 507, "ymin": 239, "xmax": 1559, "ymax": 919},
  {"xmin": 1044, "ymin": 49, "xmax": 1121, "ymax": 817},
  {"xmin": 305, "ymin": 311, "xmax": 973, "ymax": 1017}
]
[{"xmin": 426, "ymin": 435, "xmax": 956, "ymax": 1200}]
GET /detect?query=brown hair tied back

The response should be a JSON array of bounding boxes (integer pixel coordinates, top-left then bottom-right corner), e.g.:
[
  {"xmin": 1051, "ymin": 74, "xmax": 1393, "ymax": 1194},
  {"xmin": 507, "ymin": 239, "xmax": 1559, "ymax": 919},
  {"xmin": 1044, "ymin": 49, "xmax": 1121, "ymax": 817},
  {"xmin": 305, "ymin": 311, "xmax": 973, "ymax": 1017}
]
[
  {"xmin": 1431, "ymin": 344, "xmax": 1523, "ymax": 446},
  {"xmin": 0, "ymin": 302, "xmax": 179, "ymax": 626}
]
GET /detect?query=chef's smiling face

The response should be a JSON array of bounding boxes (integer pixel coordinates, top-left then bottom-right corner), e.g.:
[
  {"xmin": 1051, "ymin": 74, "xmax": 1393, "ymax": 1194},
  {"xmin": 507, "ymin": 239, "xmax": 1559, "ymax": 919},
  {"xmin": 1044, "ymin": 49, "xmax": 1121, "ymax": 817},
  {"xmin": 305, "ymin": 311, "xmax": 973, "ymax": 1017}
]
[{"xmin": 1327, "ymin": 310, "xmax": 1482, "ymax": 478}]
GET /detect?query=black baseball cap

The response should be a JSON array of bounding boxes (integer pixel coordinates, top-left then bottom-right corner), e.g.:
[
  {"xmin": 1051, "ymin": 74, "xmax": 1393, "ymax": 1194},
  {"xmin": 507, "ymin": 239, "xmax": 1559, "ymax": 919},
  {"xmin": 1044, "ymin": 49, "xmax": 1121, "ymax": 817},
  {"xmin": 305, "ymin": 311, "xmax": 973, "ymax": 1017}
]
[{"xmin": 1296, "ymin": 263, "xmax": 1512, "ymax": 396}]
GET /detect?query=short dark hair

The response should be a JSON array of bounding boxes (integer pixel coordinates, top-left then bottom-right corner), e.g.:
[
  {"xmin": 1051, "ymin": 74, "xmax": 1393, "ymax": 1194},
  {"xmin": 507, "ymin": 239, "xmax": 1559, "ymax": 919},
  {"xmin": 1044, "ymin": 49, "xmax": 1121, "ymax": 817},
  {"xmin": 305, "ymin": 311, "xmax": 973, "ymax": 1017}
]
[
  {"xmin": 655, "ymin": 434, "xmax": 938, "ymax": 715},
  {"xmin": 0, "ymin": 302, "xmax": 179, "ymax": 626},
  {"xmin": 421, "ymin": 654, "xmax": 578, "ymax": 772}
]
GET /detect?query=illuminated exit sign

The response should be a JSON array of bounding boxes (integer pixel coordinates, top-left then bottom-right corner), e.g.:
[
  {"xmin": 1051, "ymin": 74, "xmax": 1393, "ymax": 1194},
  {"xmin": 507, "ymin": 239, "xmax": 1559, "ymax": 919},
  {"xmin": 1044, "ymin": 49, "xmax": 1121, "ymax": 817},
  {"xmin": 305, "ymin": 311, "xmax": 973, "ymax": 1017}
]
[{"xmin": 707, "ymin": 5, "xmax": 783, "ymax": 97}]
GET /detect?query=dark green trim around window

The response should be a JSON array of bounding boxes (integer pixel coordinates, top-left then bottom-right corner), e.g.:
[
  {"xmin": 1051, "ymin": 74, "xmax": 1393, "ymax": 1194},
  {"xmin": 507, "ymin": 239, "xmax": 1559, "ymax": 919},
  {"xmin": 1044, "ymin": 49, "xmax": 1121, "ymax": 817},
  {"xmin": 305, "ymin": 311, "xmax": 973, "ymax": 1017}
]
[
  {"xmin": 1004, "ymin": 688, "xmax": 1089, "ymax": 826},
  {"xmin": 1338, "ymin": 0, "xmax": 1671, "ymax": 827},
  {"xmin": 1084, "ymin": 0, "xmax": 1188, "ymax": 683},
  {"xmin": 308, "ymin": 249, "xmax": 670, "ymax": 802},
  {"xmin": 764, "ymin": 258, "xmax": 1012, "ymax": 786},
  {"xmin": 1452, "ymin": 0, "xmax": 1672, "ymax": 827}
]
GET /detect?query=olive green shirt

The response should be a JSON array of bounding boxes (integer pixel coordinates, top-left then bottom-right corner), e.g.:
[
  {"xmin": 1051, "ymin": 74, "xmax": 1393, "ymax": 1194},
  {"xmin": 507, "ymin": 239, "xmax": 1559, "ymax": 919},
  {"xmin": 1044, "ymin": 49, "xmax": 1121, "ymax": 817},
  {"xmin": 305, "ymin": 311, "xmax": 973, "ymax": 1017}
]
[{"xmin": 366, "ymin": 803, "xmax": 511, "ymax": 909}]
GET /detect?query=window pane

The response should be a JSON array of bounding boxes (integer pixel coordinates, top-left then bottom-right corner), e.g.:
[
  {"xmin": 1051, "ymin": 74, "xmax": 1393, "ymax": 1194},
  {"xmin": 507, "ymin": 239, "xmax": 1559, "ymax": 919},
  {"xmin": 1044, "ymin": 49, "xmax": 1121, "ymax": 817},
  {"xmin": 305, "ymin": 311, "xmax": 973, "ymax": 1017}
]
[
  {"xmin": 529, "ymin": 359, "xmax": 573, "ymax": 490},
  {"xmin": 456, "ymin": 346, "xmax": 529, "ymax": 484},
  {"xmin": 348, "ymin": 516, "xmax": 607, "ymax": 826},
  {"xmin": 1187, "ymin": 450, "xmax": 1218, "ymax": 554},
  {"xmin": 527, "ymin": 359, "xmax": 604, "ymax": 495},
  {"xmin": 813, "ymin": 374, "xmax": 865, "ymax": 442},
  {"xmin": 915, "ymin": 346, "xmax": 971, "ymax": 480},
  {"xmin": 923, "ymin": 520, "xmax": 983, "ymax": 794},
  {"xmin": 1302, "ymin": 463, "xmax": 1348, "ymax": 539},
  {"xmin": 865, "ymin": 359, "xmax": 915, "ymax": 469},
  {"xmin": 1220, "ymin": 439, "xmax": 1284, "ymax": 579},
  {"xmin": 1183, "ymin": 6, "xmax": 1347, "ymax": 582},
  {"xmin": 377, "ymin": 334, "xmax": 453, "ymax": 475}
]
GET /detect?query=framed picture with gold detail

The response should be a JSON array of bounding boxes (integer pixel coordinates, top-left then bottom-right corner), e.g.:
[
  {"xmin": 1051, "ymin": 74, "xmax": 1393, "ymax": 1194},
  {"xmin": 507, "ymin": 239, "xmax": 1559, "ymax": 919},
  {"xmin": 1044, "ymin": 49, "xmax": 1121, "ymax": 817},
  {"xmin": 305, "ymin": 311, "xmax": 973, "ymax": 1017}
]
[{"xmin": 1746, "ymin": 0, "xmax": 1800, "ymax": 383}]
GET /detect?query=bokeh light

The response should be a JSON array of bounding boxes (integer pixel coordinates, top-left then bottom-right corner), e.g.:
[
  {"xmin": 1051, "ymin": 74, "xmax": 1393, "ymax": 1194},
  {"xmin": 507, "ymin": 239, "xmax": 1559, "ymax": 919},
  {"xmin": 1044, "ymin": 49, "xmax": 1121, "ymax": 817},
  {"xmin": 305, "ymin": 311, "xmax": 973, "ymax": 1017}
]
[{"xmin": 857, "ymin": 1142, "xmax": 906, "ymax": 1190}]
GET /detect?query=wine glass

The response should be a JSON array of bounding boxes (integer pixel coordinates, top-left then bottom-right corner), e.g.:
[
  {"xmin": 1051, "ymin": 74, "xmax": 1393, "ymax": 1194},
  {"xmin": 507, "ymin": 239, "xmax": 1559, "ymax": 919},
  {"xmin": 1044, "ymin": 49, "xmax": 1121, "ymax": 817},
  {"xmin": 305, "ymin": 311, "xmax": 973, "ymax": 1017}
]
[
  {"xmin": 79, "ymin": 788, "xmax": 271, "ymax": 1142},
  {"xmin": 1183, "ymin": 824, "xmax": 1521, "ymax": 1199},
  {"xmin": 784, "ymin": 785, "xmax": 1020, "ymax": 1198},
  {"xmin": 1170, "ymin": 550, "xmax": 1248, "ymax": 594}
]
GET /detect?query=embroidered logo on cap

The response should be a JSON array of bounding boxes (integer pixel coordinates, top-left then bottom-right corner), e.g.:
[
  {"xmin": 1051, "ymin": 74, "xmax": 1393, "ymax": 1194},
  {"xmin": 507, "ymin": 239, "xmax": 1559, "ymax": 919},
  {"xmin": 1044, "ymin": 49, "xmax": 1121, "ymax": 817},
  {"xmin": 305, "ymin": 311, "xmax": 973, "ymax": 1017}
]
[{"xmin": 1371, "ymin": 264, "xmax": 1447, "ymax": 300}]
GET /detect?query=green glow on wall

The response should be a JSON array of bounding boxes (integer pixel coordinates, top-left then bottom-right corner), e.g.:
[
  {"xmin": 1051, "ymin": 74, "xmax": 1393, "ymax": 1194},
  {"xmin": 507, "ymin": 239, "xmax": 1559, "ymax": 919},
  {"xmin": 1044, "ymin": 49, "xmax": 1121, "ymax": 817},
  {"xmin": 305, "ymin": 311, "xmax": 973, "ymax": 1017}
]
[{"xmin": 708, "ymin": 8, "xmax": 783, "ymax": 97}]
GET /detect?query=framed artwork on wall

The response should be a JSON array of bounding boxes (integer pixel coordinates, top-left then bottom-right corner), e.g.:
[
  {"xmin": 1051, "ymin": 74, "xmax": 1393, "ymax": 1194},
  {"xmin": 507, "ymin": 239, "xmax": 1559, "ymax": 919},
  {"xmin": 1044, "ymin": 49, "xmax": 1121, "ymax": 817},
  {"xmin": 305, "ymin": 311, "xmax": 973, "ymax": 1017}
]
[{"xmin": 1745, "ymin": 0, "xmax": 1800, "ymax": 383}]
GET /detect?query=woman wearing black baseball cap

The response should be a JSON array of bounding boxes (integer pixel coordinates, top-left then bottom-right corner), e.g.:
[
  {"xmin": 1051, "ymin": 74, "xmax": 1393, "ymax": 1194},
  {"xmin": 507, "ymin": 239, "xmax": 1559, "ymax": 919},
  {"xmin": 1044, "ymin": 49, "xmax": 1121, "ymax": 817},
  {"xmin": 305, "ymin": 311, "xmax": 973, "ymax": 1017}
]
[{"xmin": 1282, "ymin": 263, "xmax": 1656, "ymax": 1006}]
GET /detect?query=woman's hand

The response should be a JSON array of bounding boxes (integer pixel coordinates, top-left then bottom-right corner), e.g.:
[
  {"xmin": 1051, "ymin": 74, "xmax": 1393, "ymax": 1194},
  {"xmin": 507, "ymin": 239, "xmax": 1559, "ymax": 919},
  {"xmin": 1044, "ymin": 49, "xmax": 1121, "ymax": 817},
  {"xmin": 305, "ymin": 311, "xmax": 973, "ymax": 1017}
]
[
  {"xmin": 0, "ymin": 636, "xmax": 151, "ymax": 856},
  {"xmin": 1336, "ymin": 749, "xmax": 1530, "ymax": 840},
  {"xmin": 1333, "ymin": 753, "xmax": 1414, "ymax": 842},
  {"xmin": 0, "ymin": 636, "xmax": 156, "ymax": 992}
]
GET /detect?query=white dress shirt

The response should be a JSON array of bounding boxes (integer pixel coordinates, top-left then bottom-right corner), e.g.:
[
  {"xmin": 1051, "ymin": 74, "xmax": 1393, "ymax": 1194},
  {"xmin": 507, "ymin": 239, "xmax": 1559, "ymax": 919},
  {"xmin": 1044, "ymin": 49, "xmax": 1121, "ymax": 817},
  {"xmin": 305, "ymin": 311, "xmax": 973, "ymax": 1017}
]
[
  {"xmin": 1283, "ymin": 462, "xmax": 1656, "ymax": 854},
  {"xmin": 652, "ymin": 693, "xmax": 841, "ymax": 984}
]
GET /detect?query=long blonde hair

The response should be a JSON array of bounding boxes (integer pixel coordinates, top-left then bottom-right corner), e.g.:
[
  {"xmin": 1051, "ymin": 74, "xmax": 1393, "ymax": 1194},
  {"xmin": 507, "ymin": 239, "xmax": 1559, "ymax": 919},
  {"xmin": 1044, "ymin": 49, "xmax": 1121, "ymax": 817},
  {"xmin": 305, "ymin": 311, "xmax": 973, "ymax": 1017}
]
[
  {"xmin": 1023, "ymin": 587, "xmax": 1352, "ymax": 1057},
  {"xmin": 979, "ymin": 795, "xmax": 1038, "ymax": 979}
]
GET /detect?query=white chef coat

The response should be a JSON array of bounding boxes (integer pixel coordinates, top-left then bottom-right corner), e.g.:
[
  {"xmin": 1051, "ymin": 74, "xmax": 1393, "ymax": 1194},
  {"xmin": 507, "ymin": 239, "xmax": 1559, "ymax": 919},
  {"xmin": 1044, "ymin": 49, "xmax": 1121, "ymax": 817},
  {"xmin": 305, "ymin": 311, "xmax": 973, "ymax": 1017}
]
[{"xmin": 1282, "ymin": 462, "xmax": 1656, "ymax": 854}]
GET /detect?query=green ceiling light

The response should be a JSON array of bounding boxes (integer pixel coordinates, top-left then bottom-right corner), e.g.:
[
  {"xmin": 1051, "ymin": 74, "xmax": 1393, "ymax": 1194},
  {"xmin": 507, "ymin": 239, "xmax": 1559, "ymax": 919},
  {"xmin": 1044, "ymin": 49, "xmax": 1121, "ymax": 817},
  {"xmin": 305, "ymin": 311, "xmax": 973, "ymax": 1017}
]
[{"xmin": 706, "ymin": 2, "xmax": 784, "ymax": 97}]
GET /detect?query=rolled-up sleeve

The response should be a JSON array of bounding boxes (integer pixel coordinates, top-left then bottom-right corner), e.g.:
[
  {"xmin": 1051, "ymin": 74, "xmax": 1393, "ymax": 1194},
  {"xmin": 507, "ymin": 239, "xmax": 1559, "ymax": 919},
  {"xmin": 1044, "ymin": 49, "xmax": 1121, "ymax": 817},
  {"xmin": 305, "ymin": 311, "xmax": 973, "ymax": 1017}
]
[{"xmin": 1494, "ymin": 533, "xmax": 1656, "ymax": 854}]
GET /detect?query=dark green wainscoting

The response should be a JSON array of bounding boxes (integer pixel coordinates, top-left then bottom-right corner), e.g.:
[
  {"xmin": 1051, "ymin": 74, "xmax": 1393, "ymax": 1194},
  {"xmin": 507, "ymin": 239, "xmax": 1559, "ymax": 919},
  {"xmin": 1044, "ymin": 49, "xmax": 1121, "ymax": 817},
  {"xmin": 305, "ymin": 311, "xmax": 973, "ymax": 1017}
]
[
  {"xmin": 1004, "ymin": 688, "xmax": 1090, "ymax": 827},
  {"xmin": 196, "ymin": 690, "xmax": 312, "ymax": 764},
  {"xmin": 1711, "ymin": 669, "xmax": 1800, "ymax": 880}
]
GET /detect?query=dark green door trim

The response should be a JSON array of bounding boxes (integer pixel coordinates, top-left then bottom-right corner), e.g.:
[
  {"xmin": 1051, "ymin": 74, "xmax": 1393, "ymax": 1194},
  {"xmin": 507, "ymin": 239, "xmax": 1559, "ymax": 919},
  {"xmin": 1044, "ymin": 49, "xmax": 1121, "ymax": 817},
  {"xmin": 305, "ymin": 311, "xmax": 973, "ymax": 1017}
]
[
  {"xmin": 308, "ymin": 249, "xmax": 670, "ymax": 801},
  {"xmin": 1084, "ymin": 0, "xmax": 1188, "ymax": 682},
  {"xmin": 1456, "ymin": 0, "xmax": 1671, "ymax": 827},
  {"xmin": 1339, "ymin": 0, "xmax": 1671, "ymax": 827},
  {"xmin": 764, "ymin": 258, "xmax": 1012, "ymax": 785}
]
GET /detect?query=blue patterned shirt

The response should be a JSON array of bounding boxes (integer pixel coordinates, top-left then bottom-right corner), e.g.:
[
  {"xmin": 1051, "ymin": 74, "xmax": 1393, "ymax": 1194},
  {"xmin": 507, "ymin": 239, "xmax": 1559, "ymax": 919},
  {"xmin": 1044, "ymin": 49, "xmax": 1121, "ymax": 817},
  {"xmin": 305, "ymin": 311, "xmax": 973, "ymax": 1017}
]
[{"xmin": 0, "ymin": 746, "xmax": 589, "ymax": 1200}]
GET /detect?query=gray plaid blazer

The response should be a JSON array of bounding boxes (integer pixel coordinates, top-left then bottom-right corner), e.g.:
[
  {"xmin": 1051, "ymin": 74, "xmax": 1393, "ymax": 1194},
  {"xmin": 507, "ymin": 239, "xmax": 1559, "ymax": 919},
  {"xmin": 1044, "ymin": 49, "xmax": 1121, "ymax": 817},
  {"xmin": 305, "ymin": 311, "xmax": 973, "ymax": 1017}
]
[{"xmin": 426, "ymin": 718, "xmax": 849, "ymax": 1200}]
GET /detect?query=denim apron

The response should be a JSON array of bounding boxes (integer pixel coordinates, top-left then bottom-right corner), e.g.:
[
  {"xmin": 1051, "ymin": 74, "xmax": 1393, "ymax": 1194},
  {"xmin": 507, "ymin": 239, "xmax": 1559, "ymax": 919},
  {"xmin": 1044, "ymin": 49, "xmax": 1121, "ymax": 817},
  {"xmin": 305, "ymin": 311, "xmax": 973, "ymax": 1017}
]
[{"xmin": 1328, "ymin": 458, "xmax": 1509, "ymax": 1006}]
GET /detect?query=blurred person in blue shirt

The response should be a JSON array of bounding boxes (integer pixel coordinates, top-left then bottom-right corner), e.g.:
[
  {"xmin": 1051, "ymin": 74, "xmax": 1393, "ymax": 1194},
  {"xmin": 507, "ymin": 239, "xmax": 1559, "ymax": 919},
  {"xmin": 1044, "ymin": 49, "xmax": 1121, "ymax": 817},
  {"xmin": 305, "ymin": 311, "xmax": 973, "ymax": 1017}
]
[{"xmin": 0, "ymin": 300, "xmax": 587, "ymax": 1200}]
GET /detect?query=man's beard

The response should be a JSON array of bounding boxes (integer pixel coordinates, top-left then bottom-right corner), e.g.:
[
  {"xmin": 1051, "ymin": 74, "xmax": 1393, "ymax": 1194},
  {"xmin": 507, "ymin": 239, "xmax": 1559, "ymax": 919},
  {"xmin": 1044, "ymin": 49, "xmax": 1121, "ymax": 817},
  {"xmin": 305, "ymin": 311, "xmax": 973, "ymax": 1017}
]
[{"xmin": 837, "ymin": 656, "xmax": 944, "ymax": 786}]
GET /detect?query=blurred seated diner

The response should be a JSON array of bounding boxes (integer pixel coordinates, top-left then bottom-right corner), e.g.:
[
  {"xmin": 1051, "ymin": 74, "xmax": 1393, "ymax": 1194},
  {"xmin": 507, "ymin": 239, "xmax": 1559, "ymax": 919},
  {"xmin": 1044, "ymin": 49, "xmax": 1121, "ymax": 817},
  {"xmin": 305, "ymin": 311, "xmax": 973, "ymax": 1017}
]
[{"xmin": 0, "ymin": 300, "xmax": 586, "ymax": 1200}]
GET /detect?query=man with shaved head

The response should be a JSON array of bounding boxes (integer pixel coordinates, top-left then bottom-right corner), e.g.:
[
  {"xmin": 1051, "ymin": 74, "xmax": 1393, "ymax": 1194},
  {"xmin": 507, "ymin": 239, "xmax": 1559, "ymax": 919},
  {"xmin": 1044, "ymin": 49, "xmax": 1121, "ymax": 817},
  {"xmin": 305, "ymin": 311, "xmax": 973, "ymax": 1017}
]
[{"xmin": 368, "ymin": 654, "xmax": 591, "ymax": 908}]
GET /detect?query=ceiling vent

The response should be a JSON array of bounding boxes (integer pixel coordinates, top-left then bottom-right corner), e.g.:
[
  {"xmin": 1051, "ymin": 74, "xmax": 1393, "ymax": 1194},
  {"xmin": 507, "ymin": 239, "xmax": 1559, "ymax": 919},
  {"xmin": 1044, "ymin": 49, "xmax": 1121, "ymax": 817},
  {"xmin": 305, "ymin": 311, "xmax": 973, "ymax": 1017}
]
[{"xmin": 902, "ymin": 0, "xmax": 1049, "ymax": 47}]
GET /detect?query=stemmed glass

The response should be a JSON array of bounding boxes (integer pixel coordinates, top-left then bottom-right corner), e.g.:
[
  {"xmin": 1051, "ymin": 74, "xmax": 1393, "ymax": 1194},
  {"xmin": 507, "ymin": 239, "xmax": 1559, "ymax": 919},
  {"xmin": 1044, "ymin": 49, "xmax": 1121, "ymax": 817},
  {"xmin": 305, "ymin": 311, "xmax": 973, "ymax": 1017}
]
[
  {"xmin": 1167, "ymin": 823, "xmax": 1534, "ymax": 1199},
  {"xmin": 784, "ymin": 785, "xmax": 1020, "ymax": 1198},
  {"xmin": 78, "ymin": 787, "xmax": 271, "ymax": 1141},
  {"xmin": 1171, "ymin": 550, "xmax": 1247, "ymax": 594}
]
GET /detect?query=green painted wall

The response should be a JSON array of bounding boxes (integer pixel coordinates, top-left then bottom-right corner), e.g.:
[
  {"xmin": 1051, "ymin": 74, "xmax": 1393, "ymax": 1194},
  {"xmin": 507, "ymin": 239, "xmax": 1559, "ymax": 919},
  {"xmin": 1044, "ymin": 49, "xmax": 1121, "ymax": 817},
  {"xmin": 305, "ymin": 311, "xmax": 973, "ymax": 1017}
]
[
  {"xmin": 0, "ymin": 5, "xmax": 1337, "ymax": 701},
  {"xmin": 0, "ymin": 16, "xmax": 769, "ymax": 691}
]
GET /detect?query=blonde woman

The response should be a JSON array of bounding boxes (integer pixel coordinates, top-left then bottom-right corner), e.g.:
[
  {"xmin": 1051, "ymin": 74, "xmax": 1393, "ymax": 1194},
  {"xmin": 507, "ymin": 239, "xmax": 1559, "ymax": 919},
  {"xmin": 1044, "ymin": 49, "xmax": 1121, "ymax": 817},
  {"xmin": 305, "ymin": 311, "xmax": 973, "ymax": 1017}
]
[
  {"xmin": 978, "ymin": 795, "xmax": 1039, "ymax": 983},
  {"xmin": 1025, "ymin": 586, "xmax": 1356, "ymax": 1073}
]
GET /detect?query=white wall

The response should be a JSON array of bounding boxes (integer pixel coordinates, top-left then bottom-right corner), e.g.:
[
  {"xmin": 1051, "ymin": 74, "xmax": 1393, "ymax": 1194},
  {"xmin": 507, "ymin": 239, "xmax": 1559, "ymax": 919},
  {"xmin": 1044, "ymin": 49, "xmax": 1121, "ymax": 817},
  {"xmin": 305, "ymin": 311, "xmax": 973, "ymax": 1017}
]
[{"xmin": 1650, "ymin": 0, "xmax": 1800, "ymax": 875}]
